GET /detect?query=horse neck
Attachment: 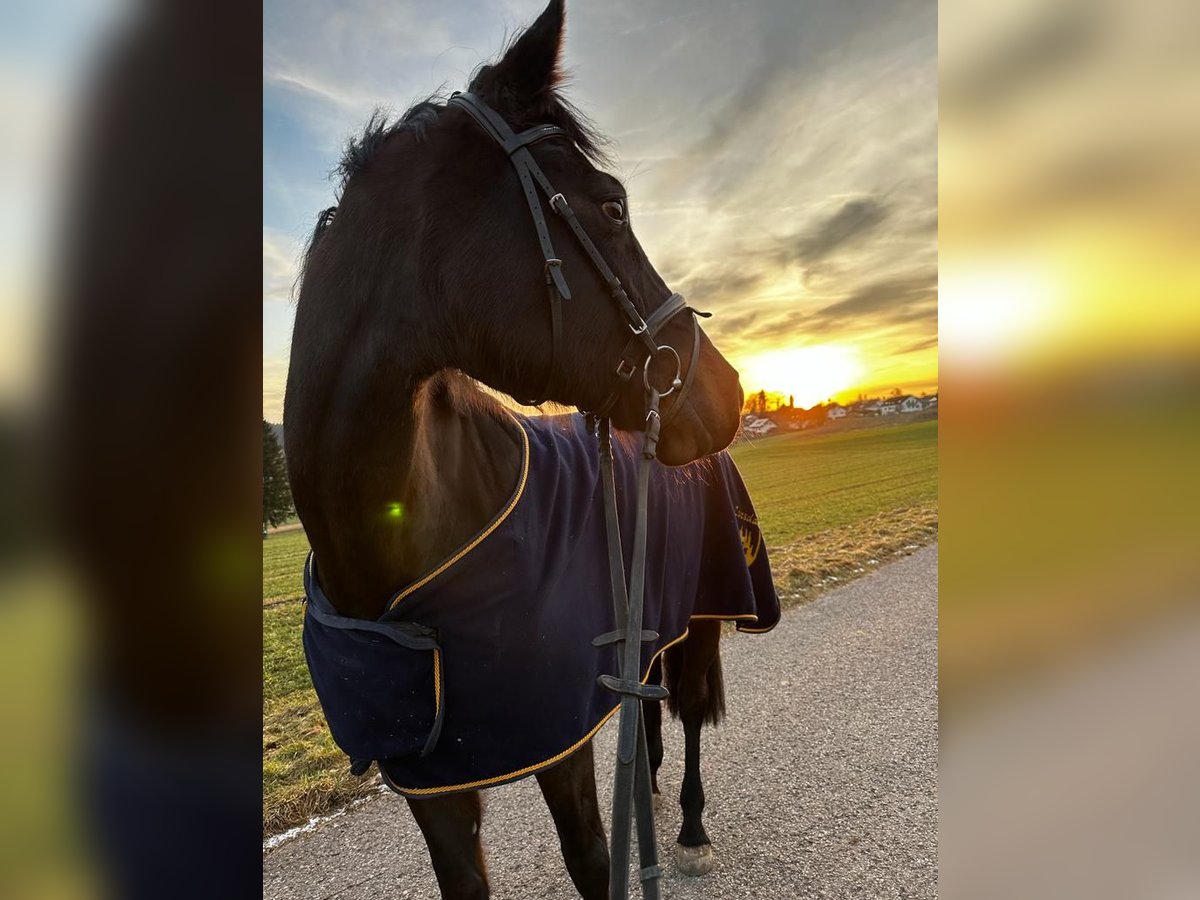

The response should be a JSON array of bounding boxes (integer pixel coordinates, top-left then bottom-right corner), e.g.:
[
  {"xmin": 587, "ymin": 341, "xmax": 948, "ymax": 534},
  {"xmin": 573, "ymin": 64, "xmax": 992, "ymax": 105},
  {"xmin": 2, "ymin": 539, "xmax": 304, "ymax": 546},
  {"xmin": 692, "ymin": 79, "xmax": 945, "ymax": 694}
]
[{"xmin": 288, "ymin": 360, "xmax": 523, "ymax": 620}]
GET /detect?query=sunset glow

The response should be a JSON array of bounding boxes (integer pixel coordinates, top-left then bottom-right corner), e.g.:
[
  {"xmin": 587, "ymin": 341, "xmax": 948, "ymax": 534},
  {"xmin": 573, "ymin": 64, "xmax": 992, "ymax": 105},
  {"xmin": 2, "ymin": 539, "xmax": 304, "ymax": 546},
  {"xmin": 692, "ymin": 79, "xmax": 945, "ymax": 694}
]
[{"xmin": 738, "ymin": 345, "xmax": 864, "ymax": 410}]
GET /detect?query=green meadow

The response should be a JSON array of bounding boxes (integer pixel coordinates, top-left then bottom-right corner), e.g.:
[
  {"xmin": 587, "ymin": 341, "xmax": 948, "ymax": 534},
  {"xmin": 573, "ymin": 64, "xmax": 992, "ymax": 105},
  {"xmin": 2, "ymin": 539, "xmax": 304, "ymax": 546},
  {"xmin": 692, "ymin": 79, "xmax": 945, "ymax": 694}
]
[{"xmin": 729, "ymin": 419, "xmax": 937, "ymax": 544}]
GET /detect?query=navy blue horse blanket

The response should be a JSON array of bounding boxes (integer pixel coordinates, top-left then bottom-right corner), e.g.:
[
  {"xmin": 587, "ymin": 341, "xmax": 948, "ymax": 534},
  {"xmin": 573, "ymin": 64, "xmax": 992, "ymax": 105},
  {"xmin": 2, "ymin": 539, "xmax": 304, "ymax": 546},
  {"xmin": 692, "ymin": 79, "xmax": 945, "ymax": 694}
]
[{"xmin": 303, "ymin": 412, "xmax": 779, "ymax": 797}]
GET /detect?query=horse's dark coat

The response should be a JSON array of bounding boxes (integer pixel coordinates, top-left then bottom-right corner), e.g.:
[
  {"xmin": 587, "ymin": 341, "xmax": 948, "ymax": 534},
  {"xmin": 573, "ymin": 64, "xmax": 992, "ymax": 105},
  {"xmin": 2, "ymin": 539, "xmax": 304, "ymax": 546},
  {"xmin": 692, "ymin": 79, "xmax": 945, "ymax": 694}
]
[{"xmin": 303, "ymin": 413, "xmax": 778, "ymax": 797}]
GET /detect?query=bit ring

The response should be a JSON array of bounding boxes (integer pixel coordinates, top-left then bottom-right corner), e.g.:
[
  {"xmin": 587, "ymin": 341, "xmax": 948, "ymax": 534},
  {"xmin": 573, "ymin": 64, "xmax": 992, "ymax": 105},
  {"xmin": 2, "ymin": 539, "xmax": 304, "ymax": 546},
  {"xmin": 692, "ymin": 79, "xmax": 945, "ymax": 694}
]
[{"xmin": 643, "ymin": 345, "xmax": 682, "ymax": 397}]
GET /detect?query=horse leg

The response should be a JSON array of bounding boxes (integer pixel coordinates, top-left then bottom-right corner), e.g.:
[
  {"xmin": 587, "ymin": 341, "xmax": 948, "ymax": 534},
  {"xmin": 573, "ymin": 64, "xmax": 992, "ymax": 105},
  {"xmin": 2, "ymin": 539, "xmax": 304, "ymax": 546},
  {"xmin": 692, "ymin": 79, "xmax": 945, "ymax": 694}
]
[
  {"xmin": 406, "ymin": 791, "xmax": 489, "ymax": 899},
  {"xmin": 535, "ymin": 741, "xmax": 609, "ymax": 900},
  {"xmin": 644, "ymin": 656, "xmax": 665, "ymax": 803},
  {"xmin": 673, "ymin": 619, "xmax": 723, "ymax": 876}
]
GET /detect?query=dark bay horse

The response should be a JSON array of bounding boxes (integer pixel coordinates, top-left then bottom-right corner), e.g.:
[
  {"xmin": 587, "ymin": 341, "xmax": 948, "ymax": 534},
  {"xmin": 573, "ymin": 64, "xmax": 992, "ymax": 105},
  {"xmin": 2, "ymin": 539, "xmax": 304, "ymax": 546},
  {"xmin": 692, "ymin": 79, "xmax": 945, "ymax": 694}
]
[{"xmin": 285, "ymin": 2, "xmax": 748, "ymax": 896}]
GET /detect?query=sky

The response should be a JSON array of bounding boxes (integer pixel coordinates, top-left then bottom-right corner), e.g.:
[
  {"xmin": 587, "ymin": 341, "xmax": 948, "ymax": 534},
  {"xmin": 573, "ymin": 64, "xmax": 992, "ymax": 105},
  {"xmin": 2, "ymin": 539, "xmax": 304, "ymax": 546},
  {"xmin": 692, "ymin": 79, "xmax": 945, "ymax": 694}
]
[{"xmin": 262, "ymin": 0, "xmax": 939, "ymax": 420}]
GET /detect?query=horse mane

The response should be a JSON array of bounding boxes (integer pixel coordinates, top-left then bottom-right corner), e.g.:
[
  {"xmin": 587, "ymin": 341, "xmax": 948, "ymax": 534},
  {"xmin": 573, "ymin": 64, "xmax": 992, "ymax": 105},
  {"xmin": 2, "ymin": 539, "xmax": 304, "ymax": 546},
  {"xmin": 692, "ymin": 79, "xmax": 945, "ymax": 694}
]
[
  {"xmin": 296, "ymin": 102, "xmax": 441, "ymax": 290},
  {"xmin": 300, "ymin": 83, "xmax": 607, "ymax": 289},
  {"xmin": 335, "ymin": 100, "xmax": 444, "ymax": 192}
]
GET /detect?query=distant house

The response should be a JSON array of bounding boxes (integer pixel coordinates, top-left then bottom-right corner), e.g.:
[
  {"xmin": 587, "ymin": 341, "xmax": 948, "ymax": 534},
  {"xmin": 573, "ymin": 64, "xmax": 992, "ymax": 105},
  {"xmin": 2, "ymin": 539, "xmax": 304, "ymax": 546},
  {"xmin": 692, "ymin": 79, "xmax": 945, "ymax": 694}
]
[
  {"xmin": 826, "ymin": 403, "xmax": 847, "ymax": 419},
  {"xmin": 773, "ymin": 410, "xmax": 804, "ymax": 430},
  {"xmin": 853, "ymin": 400, "xmax": 881, "ymax": 417},
  {"xmin": 898, "ymin": 395, "xmax": 924, "ymax": 413},
  {"xmin": 741, "ymin": 414, "xmax": 777, "ymax": 436},
  {"xmin": 924, "ymin": 394, "xmax": 938, "ymax": 409},
  {"xmin": 880, "ymin": 399, "xmax": 899, "ymax": 415}
]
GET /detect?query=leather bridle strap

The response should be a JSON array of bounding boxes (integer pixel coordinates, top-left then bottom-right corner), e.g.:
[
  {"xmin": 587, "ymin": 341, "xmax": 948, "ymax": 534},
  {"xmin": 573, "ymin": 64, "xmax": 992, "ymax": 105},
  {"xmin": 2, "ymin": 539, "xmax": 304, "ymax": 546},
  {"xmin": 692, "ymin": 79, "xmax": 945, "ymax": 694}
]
[
  {"xmin": 594, "ymin": 293, "xmax": 711, "ymax": 423},
  {"xmin": 449, "ymin": 94, "xmax": 655, "ymax": 345},
  {"xmin": 446, "ymin": 93, "xmax": 570, "ymax": 297},
  {"xmin": 544, "ymin": 190, "xmax": 655, "ymax": 351},
  {"xmin": 448, "ymin": 91, "xmax": 700, "ymax": 414},
  {"xmin": 546, "ymin": 189, "xmax": 707, "ymax": 422},
  {"xmin": 659, "ymin": 304, "xmax": 710, "ymax": 429},
  {"xmin": 449, "ymin": 92, "xmax": 571, "ymax": 404},
  {"xmin": 593, "ymin": 403, "xmax": 668, "ymax": 898}
]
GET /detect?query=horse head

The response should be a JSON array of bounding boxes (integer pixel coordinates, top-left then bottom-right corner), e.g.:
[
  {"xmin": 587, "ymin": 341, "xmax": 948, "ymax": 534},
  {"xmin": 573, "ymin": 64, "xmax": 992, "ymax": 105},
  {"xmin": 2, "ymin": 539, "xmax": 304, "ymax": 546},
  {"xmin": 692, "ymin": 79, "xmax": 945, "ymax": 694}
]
[{"xmin": 311, "ymin": 0, "xmax": 742, "ymax": 465}]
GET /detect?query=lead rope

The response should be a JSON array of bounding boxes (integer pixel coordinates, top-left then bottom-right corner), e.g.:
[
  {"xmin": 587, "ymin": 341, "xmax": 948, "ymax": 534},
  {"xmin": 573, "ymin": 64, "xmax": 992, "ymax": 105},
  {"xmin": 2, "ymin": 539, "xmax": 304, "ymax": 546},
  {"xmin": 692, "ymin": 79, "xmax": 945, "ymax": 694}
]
[
  {"xmin": 448, "ymin": 90, "xmax": 694, "ymax": 897},
  {"xmin": 593, "ymin": 387, "xmax": 671, "ymax": 900}
]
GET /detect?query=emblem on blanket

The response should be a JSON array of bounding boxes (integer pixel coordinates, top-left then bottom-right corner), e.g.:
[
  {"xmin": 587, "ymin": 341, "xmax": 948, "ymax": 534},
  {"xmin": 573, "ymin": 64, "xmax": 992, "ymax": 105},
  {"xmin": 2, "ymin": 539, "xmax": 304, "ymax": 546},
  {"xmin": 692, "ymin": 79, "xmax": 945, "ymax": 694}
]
[
  {"xmin": 302, "ymin": 413, "xmax": 780, "ymax": 797},
  {"xmin": 736, "ymin": 509, "xmax": 762, "ymax": 567}
]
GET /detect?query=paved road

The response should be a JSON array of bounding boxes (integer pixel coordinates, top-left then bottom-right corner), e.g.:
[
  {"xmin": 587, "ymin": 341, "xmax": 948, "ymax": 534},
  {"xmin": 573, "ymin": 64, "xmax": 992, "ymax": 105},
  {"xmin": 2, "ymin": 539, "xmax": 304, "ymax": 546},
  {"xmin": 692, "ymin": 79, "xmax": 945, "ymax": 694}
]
[{"xmin": 264, "ymin": 545, "xmax": 938, "ymax": 900}]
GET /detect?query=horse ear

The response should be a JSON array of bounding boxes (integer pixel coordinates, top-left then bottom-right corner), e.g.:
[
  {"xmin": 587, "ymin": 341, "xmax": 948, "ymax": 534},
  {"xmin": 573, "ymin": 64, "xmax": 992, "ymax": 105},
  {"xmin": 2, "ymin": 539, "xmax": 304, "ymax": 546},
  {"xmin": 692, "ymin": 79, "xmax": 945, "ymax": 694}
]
[{"xmin": 472, "ymin": 0, "xmax": 565, "ymax": 110}]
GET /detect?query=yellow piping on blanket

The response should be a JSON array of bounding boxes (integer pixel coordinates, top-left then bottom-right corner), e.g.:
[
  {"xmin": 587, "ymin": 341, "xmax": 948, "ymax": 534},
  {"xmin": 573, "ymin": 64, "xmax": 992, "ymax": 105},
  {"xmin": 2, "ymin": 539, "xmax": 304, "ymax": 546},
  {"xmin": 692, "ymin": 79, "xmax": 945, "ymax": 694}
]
[
  {"xmin": 382, "ymin": 627, "xmax": 691, "ymax": 796},
  {"xmin": 381, "ymin": 609, "xmax": 776, "ymax": 797},
  {"xmin": 387, "ymin": 410, "xmax": 531, "ymax": 611},
  {"xmin": 433, "ymin": 648, "xmax": 442, "ymax": 715}
]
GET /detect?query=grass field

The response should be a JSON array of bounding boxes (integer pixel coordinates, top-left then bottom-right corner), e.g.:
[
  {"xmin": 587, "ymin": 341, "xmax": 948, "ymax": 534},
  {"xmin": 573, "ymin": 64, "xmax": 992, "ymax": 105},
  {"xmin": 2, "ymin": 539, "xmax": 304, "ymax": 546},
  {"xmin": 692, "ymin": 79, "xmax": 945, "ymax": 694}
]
[
  {"xmin": 262, "ymin": 417, "xmax": 938, "ymax": 835},
  {"xmin": 729, "ymin": 419, "xmax": 937, "ymax": 544},
  {"xmin": 728, "ymin": 419, "xmax": 938, "ymax": 602},
  {"xmin": 263, "ymin": 529, "xmax": 311, "ymax": 604}
]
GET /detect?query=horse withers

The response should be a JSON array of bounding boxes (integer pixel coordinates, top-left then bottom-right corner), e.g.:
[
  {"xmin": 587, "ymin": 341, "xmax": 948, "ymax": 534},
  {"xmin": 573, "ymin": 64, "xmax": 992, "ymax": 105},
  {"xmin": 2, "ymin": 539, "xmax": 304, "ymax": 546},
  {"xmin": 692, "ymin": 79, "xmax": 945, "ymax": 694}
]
[{"xmin": 284, "ymin": 2, "xmax": 779, "ymax": 898}]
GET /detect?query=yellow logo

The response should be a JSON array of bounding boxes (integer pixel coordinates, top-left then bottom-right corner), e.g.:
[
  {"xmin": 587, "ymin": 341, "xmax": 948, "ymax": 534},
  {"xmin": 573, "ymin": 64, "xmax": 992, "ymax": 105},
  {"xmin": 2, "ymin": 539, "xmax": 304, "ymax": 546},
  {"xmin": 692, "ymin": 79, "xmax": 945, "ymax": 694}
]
[{"xmin": 740, "ymin": 522, "xmax": 761, "ymax": 567}]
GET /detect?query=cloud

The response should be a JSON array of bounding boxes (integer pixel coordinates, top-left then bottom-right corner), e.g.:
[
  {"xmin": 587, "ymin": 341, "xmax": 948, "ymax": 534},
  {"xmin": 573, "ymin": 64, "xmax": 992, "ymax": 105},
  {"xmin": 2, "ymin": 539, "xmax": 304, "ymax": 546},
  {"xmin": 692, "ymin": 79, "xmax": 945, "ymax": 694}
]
[
  {"xmin": 789, "ymin": 197, "xmax": 890, "ymax": 266},
  {"xmin": 675, "ymin": 270, "xmax": 767, "ymax": 308},
  {"xmin": 263, "ymin": 356, "xmax": 290, "ymax": 423},
  {"xmin": 263, "ymin": 229, "xmax": 301, "ymax": 304},
  {"xmin": 812, "ymin": 271, "xmax": 938, "ymax": 327},
  {"xmin": 898, "ymin": 335, "xmax": 939, "ymax": 354},
  {"xmin": 714, "ymin": 309, "xmax": 764, "ymax": 336},
  {"xmin": 713, "ymin": 269, "xmax": 936, "ymax": 354}
]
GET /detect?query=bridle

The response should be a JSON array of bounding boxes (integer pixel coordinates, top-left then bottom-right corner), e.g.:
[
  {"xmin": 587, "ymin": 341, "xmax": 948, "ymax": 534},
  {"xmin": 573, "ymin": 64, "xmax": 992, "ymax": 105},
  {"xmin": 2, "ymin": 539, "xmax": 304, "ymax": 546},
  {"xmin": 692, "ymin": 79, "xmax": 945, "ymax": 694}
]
[
  {"xmin": 449, "ymin": 90, "xmax": 702, "ymax": 900},
  {"xmin": 447, "ymin": 91, "xmax": 708, "ymax": 423}
]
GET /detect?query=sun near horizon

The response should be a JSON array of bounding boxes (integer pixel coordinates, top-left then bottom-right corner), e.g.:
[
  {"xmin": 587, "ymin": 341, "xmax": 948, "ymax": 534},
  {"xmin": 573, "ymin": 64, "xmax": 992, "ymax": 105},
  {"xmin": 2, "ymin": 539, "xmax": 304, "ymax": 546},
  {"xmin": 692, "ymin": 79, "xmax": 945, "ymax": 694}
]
[
  {"xmin": 735, "ymin": 343, "xmax": 937, "ymax": 410},
  {"xmin": 737, "ymin": 345, "xmax": 861, "ymax": 409}
]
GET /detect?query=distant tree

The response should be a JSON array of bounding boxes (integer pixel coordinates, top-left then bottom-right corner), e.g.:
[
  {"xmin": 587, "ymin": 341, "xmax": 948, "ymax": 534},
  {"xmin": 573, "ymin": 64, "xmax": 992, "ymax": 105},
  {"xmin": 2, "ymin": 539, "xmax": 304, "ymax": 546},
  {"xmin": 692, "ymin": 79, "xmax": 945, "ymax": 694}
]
[
  {"xmin": 788, "ymin": 394, "xmax": 794, "ymax": 409},
  {"xmin": 263, "ymin": 420, "xmax": 293, "ymax": 530},
  {"xmin": 756, "ymin": 389, "xmax": 767, "ymax": 415},
  {"xmin": 890, "ymin": 387, "xmax": 902, "ymax": 397}
]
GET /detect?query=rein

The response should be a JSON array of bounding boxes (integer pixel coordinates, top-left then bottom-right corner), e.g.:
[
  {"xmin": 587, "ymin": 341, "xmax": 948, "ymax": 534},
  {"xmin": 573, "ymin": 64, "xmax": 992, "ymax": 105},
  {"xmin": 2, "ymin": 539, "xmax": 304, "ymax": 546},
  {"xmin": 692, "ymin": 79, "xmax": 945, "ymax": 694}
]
[
  {"xmin": 449, "ymin": 90, "xmax": 697, "ymax": 899},
  {"xmin": 591, "ymin": 398, "xmax": 671, "ymax": 900}
]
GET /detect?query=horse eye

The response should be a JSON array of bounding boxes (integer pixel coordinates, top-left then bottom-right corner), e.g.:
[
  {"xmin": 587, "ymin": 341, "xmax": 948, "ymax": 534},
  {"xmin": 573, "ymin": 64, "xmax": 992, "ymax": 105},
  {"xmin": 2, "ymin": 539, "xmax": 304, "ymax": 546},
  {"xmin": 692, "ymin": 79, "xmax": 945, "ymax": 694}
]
[{"xmin": 601, "ymin": 199, "xmax": 626, "ymax": 222}]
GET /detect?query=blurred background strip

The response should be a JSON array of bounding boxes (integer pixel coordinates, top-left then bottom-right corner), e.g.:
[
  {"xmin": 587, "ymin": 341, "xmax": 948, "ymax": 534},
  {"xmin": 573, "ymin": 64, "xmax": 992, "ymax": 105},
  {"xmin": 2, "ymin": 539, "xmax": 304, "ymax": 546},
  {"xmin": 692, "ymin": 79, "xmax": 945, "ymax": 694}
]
[{"xmin": 940, "ymin": 0, "xmax": 1200, "ymax": 896}]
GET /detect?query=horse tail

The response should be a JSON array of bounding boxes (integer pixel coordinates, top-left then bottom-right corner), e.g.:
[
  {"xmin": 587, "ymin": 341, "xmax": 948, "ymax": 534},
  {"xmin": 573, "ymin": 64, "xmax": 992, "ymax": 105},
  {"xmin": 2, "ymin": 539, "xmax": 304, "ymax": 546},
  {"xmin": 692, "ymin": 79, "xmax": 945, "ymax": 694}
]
[
  {"xmin": 701, "ymin": 646, "xmax": 726, "ymax": 726},
  {"xmin": 662, "ymin": 621, "xmax": 726, "ymax": 726}
]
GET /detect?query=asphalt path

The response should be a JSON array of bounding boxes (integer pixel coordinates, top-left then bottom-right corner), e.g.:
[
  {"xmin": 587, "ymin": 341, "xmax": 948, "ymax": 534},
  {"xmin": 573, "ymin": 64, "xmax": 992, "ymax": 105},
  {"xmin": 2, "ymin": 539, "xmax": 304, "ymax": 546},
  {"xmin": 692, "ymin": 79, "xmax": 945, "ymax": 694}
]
[{"xmin": 264, "ymin": 545, "xmax": 938, "ymax": 899}]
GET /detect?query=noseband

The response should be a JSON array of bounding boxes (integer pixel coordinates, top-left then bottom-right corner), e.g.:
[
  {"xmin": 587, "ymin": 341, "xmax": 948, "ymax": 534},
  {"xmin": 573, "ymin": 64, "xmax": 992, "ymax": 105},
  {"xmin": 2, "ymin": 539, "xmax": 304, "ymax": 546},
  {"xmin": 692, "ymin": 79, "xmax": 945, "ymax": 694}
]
[
  {"xmin": 447, "ymin": 91, "xmax": 707, "ymax": 423},
  {"xmin": 450, "ymin": 90, "xmax": 706, "ymax": 899}
]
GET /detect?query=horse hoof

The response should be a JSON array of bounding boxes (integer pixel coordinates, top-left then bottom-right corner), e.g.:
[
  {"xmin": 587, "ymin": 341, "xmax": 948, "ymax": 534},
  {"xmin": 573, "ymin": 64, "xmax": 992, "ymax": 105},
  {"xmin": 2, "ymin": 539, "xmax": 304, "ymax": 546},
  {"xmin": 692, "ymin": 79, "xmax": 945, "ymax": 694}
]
[{"xmin": 674, "ymin": 843, "xmax": 715, "ymax": 876}]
